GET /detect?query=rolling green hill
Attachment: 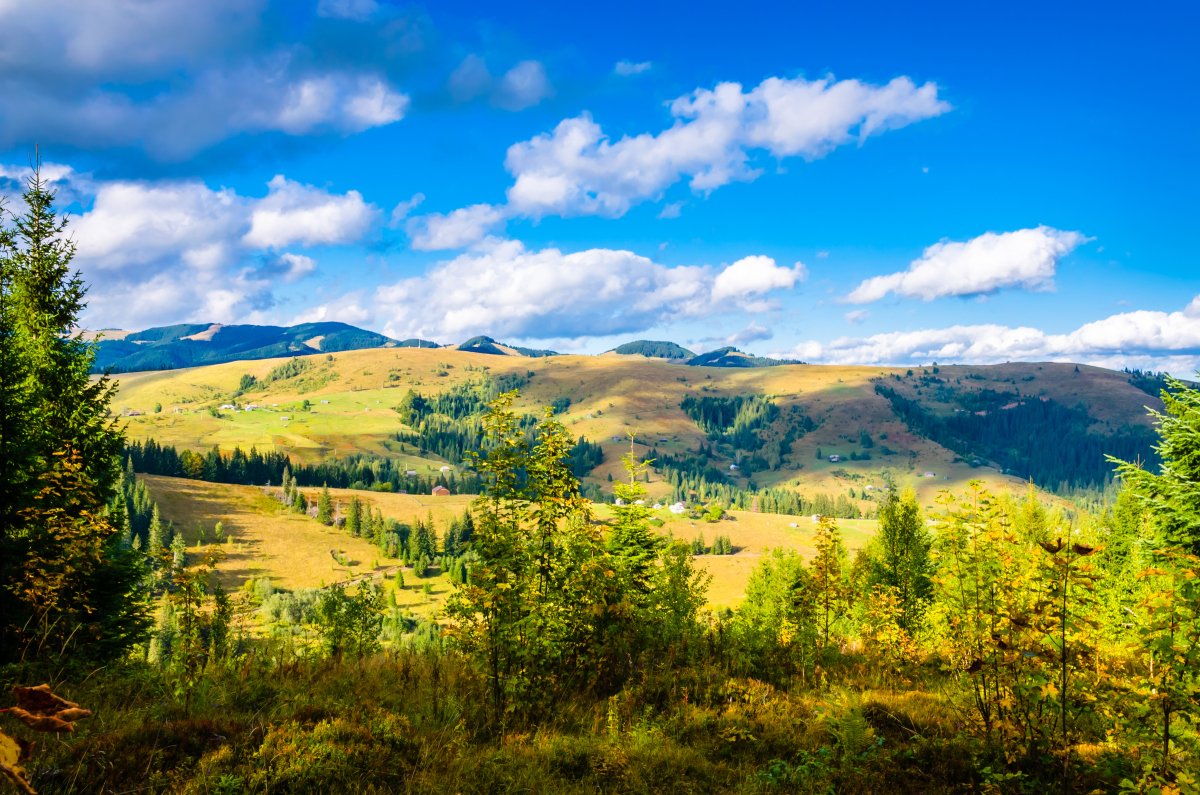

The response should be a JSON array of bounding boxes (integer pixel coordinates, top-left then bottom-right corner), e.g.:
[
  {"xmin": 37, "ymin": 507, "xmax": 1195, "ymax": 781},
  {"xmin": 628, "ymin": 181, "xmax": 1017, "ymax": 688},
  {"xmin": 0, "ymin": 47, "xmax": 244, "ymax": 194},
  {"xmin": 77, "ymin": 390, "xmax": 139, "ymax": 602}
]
[
  {"xmin": 91, "ymin": 321, "xmax": 434, "ymax": 373},
  {"xmin": 109, "ymin": 348, "xmax": 1164, "ymax": 517},
  {"xmin": 455, "ymin": 335, "xmax": 559, "ymax": 357},
  {"xmin": 685, "ymin": 346, "xmax": 805, "ymax": 367},
  {"xmin": 609, "ymin": 340, "xmax": 695, "ymax": 358}
]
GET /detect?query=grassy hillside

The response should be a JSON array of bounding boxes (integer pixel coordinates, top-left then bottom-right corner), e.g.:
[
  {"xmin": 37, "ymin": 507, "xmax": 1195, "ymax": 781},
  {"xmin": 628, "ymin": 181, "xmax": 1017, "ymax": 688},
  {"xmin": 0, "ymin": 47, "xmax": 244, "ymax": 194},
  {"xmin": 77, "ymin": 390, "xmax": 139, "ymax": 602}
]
[
  {"xmin": 141, "ymin": 473, "xmax": 876, "ymax": 611},
  {"xmin": 112, "ymin": 348, "xmax": 1162, "ymax": 513}
]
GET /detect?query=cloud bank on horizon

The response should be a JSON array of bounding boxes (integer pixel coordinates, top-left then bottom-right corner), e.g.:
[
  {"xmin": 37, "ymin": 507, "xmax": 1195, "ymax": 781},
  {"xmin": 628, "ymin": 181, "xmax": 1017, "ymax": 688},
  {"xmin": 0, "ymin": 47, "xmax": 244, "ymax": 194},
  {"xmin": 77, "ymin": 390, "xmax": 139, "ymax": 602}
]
[{"xmin": 0, "ymin": 0, "xmax": 1195, "ymax": 375}]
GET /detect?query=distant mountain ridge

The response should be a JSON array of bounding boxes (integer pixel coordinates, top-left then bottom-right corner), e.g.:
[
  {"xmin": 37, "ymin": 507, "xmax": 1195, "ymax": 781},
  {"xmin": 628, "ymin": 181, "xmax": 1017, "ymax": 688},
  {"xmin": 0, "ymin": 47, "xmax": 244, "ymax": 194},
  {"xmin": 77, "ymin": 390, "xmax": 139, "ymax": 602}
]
[{"xmin": 91, "ymin": 322, "xmax": 435, "ymax": 373}]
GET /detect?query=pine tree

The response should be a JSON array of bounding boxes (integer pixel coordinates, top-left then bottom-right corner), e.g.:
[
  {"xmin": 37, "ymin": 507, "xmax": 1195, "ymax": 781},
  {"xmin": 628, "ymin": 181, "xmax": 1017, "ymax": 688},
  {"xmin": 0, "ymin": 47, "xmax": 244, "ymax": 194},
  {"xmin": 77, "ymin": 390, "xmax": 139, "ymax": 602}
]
[
  {"xmin": 0, "ymin": 159, "xmax": 148, "ymax": 663},
  {"xmin": 346, "ymin": 495, "xmax": 361, "ymax": 535},
  {"xmin": 171, "ymin": 534, "xmax": 187, "ymax": 569},
  {"xmin": 811, "ymin": 517, "xmax": 848, "ymax": 662},
  {"xmin": 607, "ymin": 447, "xmax": 663, "ymax": 595},
  {"xmin": 317, "ymin": 483, "xmax": 333, "ymax": 525}
]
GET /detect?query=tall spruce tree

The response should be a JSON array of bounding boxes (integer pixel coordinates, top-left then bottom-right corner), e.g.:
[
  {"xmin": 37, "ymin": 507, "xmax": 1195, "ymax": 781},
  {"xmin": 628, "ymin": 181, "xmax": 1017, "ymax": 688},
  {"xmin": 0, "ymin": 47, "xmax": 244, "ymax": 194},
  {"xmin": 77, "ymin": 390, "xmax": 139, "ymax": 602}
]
[
  {"xmin": 0, "ymin": 159, "xmax": 149, "ymax": 662},
  {"xmin": 317, "ymin": 483, "xmax": 333, "ymax": 525}
]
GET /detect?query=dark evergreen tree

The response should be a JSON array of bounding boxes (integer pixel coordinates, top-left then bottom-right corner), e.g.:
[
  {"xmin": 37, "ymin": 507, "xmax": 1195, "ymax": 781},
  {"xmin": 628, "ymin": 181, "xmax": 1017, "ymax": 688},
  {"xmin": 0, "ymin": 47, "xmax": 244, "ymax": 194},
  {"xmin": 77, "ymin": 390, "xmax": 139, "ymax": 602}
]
[
  {"xmin": 0, "ymin": 161, "xmax": 150, "ymax": 662},
  {"xmin": 317, "ymin": 484, "xmax": 334, "ymax": 525}
]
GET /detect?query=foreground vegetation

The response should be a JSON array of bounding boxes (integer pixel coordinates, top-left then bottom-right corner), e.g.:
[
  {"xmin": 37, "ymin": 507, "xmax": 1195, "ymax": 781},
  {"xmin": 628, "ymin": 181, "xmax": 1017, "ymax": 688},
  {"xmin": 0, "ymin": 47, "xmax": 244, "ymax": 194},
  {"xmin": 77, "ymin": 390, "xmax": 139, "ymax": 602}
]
[{"xmin": 3, "ymin": 162, "xmax": 1200, "ymax": 795}]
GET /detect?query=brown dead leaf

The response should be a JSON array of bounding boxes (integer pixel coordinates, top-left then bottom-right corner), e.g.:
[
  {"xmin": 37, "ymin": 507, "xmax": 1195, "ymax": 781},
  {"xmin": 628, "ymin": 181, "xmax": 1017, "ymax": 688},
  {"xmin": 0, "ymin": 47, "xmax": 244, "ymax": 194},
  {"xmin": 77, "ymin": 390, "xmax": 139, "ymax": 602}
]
[{"xmin": 9, "ymin": 685, "xmax": 91, "ymax": 733}]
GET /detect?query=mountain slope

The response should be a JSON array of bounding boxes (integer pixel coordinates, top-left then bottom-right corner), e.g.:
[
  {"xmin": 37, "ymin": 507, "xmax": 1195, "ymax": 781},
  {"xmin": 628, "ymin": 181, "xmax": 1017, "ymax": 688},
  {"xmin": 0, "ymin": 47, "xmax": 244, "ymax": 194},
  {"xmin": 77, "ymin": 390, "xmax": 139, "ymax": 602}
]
[
  {"xmin": 92, "ymin": 322, "xmax": 430, "ymax": 372},
  {"xmin": 110, "ymin": 350, "xmax": 1164, "ymax": 515}
]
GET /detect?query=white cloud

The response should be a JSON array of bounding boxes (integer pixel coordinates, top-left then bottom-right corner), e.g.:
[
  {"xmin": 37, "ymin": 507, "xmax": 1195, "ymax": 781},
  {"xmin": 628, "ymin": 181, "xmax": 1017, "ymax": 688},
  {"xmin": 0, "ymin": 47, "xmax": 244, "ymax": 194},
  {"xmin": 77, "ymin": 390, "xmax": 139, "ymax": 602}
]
[
  {"xmin": 447, "ymin": 55, "xmax": 553, "ymax": 111},
  {"xmin": 844, "ymin": 309, "xmax": 870, "ymax": 324},
  {"xmin": 847, "ymin": 226, "xmax": 1088, "ymax": 304},
  {"xmin": 274, "ymin": 253, "xmax": 317, "ymax": 283},
  {"xmin": 0, "ymin": 0, "xmax": 411, "ymax": 160},
  {"xmin": 615, "ymin": 60, "xmax": 651, "ymax": 76},
  {"xmin": 711, "ymin": 256, "xmax": 807, "ymax": 302},
  {"xmin": 777, "ymin": 295, "xmax": 1200, "ymax": 375},
  {"xmin": 372, "ymin": 241, "xmax": 803, "ymax": 341},
  {"xmin": 412, "ymin": 72, "xmax": 946, "ymax": 251},
  {"xmin": 406, "ymin": 204, "xmax": 507, "ymax": 251},
  {"xmin": 243, "ymin": 175, "xmax": 379, "ymax": 249},
  {"xmin": 50, "ymin": 170, "xmax": 378, "ymax": 328},
  {"xmin": 503, "ymin": 74, "xmax": 949, "ymax": 220},
  {"xmin": 72, "ymin": 179, "xmax": 246, "ymax": 272},
  {"xmin": 492, "ymin": 60, "xmax": 554, "ymax": 111},
  {"xmin": 389, "ymin": 192, "xmax": 425, "ymax": 225}
]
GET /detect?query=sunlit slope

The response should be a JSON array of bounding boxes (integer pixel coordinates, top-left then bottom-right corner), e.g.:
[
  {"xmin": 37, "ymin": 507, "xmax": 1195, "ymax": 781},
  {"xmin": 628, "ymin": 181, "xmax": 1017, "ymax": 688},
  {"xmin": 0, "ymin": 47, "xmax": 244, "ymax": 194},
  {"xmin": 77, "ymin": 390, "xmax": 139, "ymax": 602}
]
[
  {"xmin": 143, "ymin": 473, "xmax": 874, "ymax": 609},
  {"xmin": 113, "ymin": 349, "xmax": 1163, "ymax": 506}
]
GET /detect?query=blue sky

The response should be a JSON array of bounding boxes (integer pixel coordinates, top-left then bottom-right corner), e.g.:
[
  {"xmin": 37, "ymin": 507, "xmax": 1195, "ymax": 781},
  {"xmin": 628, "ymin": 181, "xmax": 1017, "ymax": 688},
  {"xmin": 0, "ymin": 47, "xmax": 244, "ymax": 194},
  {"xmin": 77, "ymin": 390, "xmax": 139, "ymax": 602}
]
[{"xmin": 2, "ymin": 0, "xmax": 1197, "ymax": 372}]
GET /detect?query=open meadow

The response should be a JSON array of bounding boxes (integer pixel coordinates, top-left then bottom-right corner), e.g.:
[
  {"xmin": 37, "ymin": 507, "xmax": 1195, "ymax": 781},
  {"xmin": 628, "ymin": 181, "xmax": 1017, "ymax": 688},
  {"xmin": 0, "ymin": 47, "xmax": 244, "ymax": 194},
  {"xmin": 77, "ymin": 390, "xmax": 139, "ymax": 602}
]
[{"xmin": 143, "ymin": 470, "xmax": 886, "ymax": 614}]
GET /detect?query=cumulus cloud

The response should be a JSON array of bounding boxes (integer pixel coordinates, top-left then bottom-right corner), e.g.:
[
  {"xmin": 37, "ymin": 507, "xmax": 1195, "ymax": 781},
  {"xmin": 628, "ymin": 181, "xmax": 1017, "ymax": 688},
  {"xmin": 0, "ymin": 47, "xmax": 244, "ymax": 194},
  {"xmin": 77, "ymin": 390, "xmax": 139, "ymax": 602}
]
[
  {"xmin": 0, "ymin": 0, "xmax": 413, "ymax": 160},
  {"xmin": 371, "ymin": 242, "xmax": 804, "ymax": 340},
  {"xmin": 243, "ymin": 175, "xmax": 378, "ymax": 249},
  {"xmin": 447, "ymin": 54, "xmax": 553, "ymax": 110},
  {"xmin": 406, "ymin": 204, "xmax": 508, "ymax": 250},
  {"xmin": 847, "ymin": 226, "xmax": 1089, "ymax": 304},
  {"xmin": 615, "ymin": 60, "xmax": 651, "ymax": 76},
  {"xmin": 711, "ymin": 256, "xmax": 807, "ymax": 303},
  {"xmin": 56, "ymin": 170, "xmax": 378, "ymax": 328},
  {"xmin": 503, "ymin": 74, "xmax": 949, "ymax": 220},
  {"xmin": 410, "ymin": 71, "xmax": 948, "ymax": 250},
  {"xmin": 778, "ymin": 295, "xmax": 1200, "ymax": 374}
]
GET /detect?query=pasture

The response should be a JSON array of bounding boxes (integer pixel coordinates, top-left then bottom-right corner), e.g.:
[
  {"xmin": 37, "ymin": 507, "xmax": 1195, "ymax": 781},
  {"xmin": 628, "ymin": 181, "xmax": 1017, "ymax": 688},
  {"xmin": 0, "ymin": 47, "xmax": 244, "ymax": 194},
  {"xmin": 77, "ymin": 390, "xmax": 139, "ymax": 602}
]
[{"xmin": 144, "ymin": 474, "xmax": 877, "ymax": 613}]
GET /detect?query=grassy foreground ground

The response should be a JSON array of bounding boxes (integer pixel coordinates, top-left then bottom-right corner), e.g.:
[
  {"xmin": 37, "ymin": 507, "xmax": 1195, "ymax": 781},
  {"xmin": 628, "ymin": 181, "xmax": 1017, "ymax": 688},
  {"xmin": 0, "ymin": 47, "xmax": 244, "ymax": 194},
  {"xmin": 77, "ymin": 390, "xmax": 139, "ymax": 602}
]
[{"xmin": 3, "ymin": 642, "xmax": 1129, "ymax": 794}]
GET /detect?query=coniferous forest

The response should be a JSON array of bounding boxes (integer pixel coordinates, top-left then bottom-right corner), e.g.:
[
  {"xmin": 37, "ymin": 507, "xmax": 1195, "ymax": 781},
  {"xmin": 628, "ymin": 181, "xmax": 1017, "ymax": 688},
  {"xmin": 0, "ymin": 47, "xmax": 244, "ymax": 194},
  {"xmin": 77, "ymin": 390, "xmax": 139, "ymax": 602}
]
[{"xmin": 4, "ymin": 167, "xmax": 1200, "ymax": 795}]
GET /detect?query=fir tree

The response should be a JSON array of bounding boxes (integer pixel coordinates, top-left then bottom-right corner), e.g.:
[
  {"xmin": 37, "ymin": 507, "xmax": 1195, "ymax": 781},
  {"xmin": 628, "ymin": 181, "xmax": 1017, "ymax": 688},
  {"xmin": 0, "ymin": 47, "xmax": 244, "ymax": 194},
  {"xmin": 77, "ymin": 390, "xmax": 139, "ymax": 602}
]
[
  {"xmin": 0, "ymin": 158, "xmax": 148, "ymax": 663},
  {"xmin": 317, "ymin": 483, "xmax": 333, "ymax": 525},
  {"xmin": 607, "ymin": 446, "xmax": 663, "ymax": 595},
  {"xmin": 171, "ymin": 534, "xmax": 187, "ymax": 569}
]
